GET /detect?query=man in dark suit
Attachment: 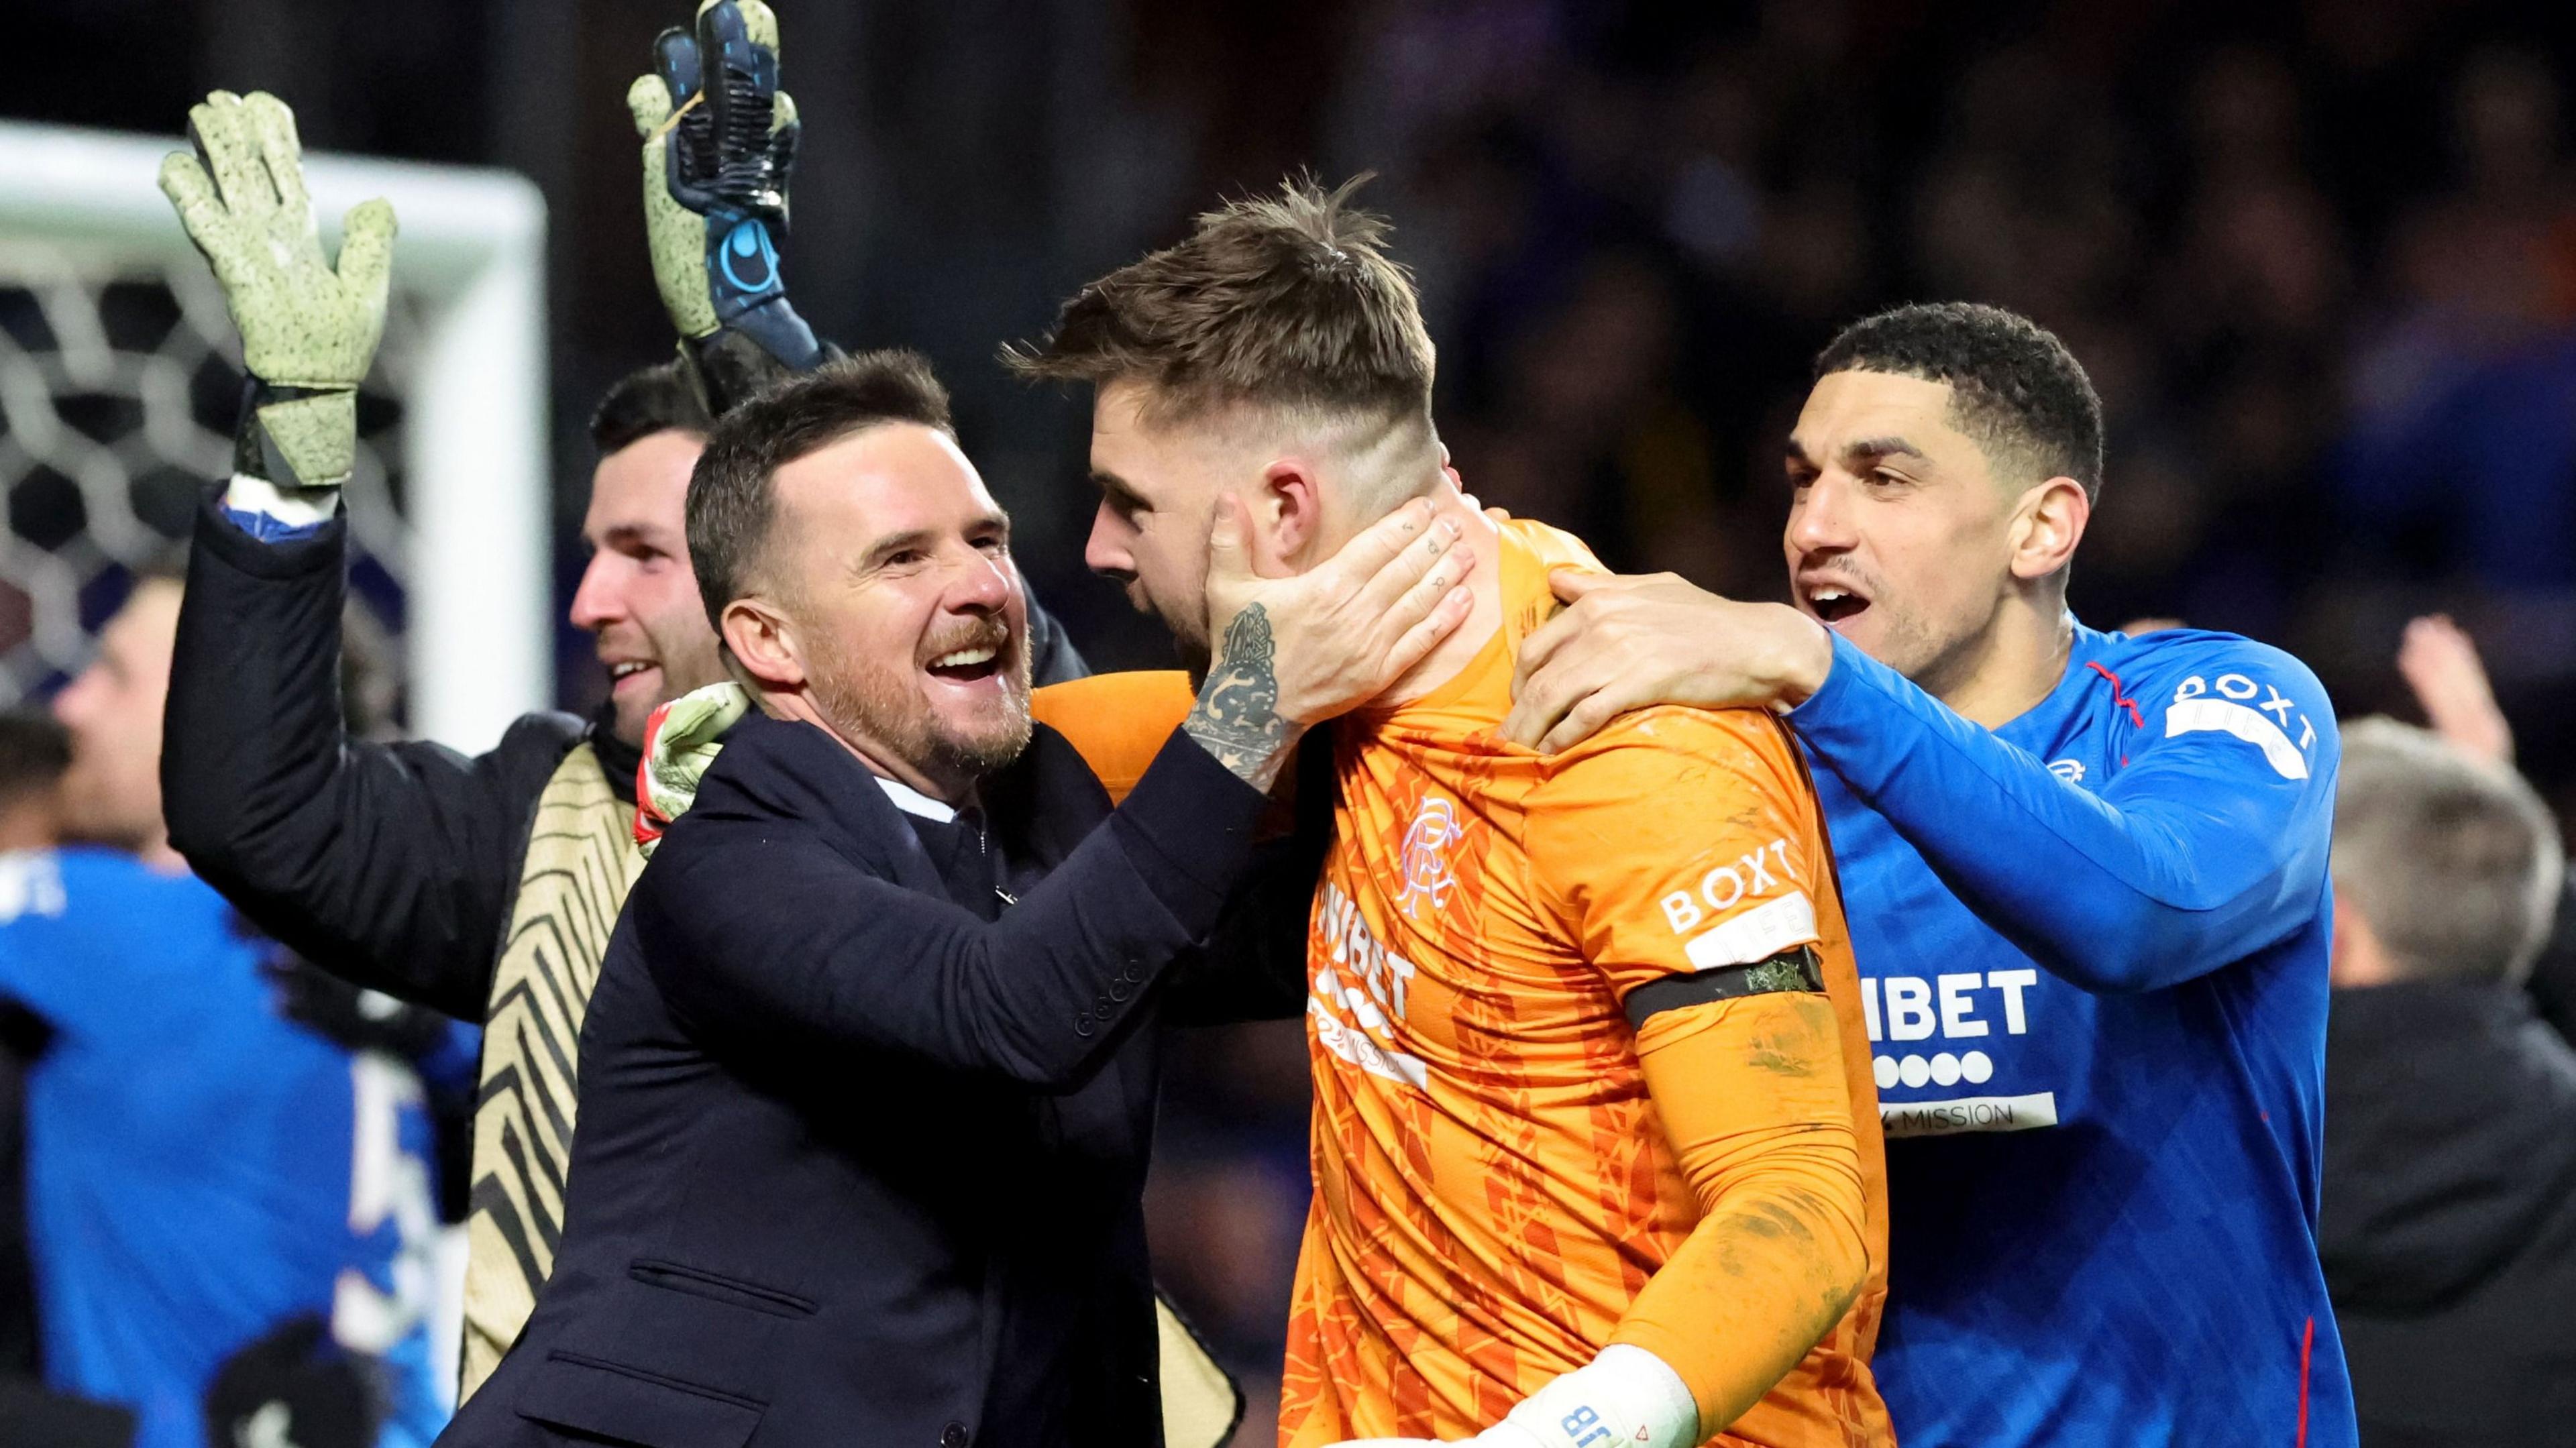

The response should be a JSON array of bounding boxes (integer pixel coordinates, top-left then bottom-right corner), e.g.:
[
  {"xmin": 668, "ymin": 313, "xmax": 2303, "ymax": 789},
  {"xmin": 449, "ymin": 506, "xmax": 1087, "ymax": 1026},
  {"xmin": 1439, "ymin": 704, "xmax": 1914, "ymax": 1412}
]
[{"xmin": 437, "ymin": 351, "xmax": 1477, "ymax": 1447}]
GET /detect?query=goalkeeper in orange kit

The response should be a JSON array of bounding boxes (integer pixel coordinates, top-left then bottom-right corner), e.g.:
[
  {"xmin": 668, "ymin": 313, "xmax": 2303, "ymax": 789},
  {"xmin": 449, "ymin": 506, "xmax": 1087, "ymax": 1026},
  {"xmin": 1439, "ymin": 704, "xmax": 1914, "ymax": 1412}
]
[{"xmin": 1003, "ymin": 178, "xmax": 1894, "ymax": 1448}]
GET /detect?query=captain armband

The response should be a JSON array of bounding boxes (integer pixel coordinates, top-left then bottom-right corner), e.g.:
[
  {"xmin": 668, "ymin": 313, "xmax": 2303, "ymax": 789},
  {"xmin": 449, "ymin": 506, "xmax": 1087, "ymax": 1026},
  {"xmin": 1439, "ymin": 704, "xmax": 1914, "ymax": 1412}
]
[{"xmin": 1622, "ymin": 945, "xmax": 1825, "ymax": 1030}]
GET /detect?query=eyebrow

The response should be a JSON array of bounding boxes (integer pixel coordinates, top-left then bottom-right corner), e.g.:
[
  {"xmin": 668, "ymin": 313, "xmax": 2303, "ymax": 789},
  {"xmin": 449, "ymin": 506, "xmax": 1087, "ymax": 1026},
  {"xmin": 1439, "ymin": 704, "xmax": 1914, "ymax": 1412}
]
[
  {"xmin": 1091, "ymin": 469, "xmax": 1146, "ymax": 510},
  {"xmin": 855, "ymin": 513, "xmax": 1011, "ymax": 572},
  {"xmin": 1784, "ymin": 435, "xmax": 1930, "ymax": 469},
  {"xmin": 589, "ymin": 522, "xmax": 671, "ymax": 549}
]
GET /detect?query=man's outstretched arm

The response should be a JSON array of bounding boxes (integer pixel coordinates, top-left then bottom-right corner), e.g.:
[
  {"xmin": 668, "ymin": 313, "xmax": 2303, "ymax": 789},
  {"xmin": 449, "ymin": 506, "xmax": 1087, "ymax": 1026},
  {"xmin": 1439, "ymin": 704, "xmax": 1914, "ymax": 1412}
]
[
  {"xmin": 1506, "ymin": 574, "xmax": 2339, "ymax": 995},
  {"xmin": 156, "ymin": 91, "xmax": 561, "ymax": 1019}
]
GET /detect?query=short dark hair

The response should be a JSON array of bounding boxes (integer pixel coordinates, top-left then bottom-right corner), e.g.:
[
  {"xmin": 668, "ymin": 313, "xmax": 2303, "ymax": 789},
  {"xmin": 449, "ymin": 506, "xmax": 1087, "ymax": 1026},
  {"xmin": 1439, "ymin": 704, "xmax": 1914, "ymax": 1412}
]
[
  {"xmin": 590, "ymin": 358, "xmax": 714, "ymax": 457},
  {"xmin": 0, "ymin": 711, "xmax": 68, "ymax": 807},
  {"xmin": 1004, "ymin": 174, "xmax": 1435, "ymax": 428},
  {"xmin": 686, "ymin": 350, "xmax": 955, "ymax": 630},
  {"xmin": 1815, "ymin": 302, "xmax": 2104, "ymax": 498}
]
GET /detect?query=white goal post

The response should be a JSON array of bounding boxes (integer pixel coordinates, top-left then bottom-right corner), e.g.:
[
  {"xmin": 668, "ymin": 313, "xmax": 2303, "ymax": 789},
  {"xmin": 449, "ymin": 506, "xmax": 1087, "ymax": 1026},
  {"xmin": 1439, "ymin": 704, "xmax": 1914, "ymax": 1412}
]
[{"xmin": 0, "ymin": 118, "xmax": 549, "ymax": 752}]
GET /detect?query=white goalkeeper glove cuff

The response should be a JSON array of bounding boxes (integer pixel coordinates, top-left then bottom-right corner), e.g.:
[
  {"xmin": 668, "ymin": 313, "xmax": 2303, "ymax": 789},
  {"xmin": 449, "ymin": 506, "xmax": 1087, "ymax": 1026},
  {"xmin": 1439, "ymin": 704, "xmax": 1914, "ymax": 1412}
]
[
  {"xmin": 1472, "ymin": 1345, "xmax": 1699, "ymax": 1448},
  {"xmin": 223, "ymin": 471, "xmax": 340, "ymax": 534}
]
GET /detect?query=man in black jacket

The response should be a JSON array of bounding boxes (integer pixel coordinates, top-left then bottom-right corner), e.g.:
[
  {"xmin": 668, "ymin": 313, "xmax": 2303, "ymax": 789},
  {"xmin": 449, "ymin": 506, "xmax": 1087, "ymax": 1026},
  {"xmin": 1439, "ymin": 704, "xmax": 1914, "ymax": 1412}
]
[
  {"xmin": 2320, "ymin": 716, "xmax": 2576, "ymax": 1448},
  {"xmin": 443, "ymin": 351, "xmax": 1472, "ymax": 1446},
  {"xmin": 149, "ymin": 82, "xmax": 1094, "ymax": 1398}
]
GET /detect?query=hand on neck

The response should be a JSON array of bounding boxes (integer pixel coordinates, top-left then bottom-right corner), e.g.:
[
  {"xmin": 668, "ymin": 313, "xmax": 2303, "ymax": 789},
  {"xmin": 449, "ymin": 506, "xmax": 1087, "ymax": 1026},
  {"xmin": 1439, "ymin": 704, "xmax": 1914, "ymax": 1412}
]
[{"xmin": 1371, "ymin": 481, "xmax": 1504, "ymax": 705}]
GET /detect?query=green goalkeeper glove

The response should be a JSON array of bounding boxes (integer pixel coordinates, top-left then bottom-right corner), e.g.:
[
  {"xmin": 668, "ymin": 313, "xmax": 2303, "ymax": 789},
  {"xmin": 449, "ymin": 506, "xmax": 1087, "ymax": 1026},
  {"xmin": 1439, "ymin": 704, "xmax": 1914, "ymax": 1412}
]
[
  {"xmin": 158, "ymin": 91, "xmax": 394, "ymax": 496},
  {"xmin": 633, "ymin": 681, "xmax": 752, "ymax": 855}
]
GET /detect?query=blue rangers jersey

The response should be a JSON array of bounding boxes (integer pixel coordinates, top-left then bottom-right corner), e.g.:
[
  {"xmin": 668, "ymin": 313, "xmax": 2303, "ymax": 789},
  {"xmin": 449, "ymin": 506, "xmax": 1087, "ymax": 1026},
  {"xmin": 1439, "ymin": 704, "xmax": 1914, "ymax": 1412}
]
[
  {"xmin": 0, "ymin": 848, "xmax": 447, "ymax": 1448},
  {"xmin": 1786, "ymin": 620, "xmax": 2355, "ymax": 1447}
]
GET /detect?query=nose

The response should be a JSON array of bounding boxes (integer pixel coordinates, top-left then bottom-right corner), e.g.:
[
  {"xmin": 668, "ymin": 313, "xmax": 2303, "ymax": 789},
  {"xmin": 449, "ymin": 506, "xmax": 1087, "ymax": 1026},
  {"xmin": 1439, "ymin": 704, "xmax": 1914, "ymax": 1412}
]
[
  {"xmin": 1787, "ymin": 474, "xmax": 1860, "ymax": 561},
  {"xmin": 568, "ymin": 551, "xmax": 625, "ymax": 633},
  {"xmin": 949, "ymin": 545, "xmax": 1014, "ymax": 616},
  {"xmin": 1084, "ymin": 501, "xmax": 1134, "ymax": 579}
]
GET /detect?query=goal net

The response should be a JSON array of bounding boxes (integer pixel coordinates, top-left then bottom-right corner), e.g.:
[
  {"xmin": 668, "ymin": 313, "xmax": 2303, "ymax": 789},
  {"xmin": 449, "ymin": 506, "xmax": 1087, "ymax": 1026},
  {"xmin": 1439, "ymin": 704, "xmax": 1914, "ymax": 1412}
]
[{"xmin": 0, "ymin": 119, "xmax": 549, "ymax": 750}]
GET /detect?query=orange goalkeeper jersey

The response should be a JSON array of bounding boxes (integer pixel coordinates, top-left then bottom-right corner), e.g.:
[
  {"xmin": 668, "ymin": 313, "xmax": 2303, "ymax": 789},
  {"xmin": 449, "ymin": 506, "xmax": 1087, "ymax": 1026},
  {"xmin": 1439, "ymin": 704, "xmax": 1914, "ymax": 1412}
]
[{"xmin": 1279, "ymin": 515, "xmax": 1890, "ymax": 1448}]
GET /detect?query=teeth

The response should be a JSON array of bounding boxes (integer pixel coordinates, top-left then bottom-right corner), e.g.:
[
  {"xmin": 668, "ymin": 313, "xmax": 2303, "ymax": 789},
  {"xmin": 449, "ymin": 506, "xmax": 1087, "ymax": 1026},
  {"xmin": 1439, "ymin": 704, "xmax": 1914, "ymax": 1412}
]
[
  {"xmin": 930, "ymin": 647, "xmax": 996, "ymax": 669},
  {"xmin": 1813, "ymin": 590, "xmax": 1849, "ymax": 603},
  {"xmin": 609, "ymin": 662, "xmax": 651, "ymax": 679}
]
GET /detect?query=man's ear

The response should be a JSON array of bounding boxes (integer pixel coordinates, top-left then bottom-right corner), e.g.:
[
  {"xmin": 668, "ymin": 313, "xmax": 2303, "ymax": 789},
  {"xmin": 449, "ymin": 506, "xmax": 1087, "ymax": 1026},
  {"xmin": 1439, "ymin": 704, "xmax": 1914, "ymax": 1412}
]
[
  {"xmin": 1253, "ymin": 457, "xmax": 1325, "ymax": 575},
  {"xmin": 720, "ymin": 596, "xmax": 806, "ymax": 690},
  {"xmin": 2008, "ymin": 476, "xmax": 2090, "ymax": 584}
]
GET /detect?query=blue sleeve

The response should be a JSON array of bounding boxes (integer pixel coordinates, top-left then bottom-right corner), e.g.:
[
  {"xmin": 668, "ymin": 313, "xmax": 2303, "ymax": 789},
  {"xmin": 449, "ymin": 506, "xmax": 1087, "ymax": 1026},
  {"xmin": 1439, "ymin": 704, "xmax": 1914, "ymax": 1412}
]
[
  {"xmin": 1786, "ymin": 630, "xmax": 2337, "ymax": 994},
  {"xmin": 0, "ymin": 853, "xmax": 113, "ymax": 1034}
]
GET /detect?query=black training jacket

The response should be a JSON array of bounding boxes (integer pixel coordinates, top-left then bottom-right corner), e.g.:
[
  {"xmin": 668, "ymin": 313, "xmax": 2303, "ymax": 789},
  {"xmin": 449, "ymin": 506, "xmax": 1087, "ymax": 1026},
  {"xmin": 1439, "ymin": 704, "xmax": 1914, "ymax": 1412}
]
[{"xmin": 2320, "ymin": 981, "xmax": 2576, "ymax": 1447}]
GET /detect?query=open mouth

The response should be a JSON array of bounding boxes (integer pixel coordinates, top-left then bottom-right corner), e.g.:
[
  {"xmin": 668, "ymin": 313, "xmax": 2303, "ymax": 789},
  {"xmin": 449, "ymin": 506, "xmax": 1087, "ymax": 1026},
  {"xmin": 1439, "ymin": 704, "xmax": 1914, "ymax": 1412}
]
[
  {"xmin": 606, "ymin": 660, "xmax": 659, "ymax": 693},
  {"xmin": 1802, "ymin": 583, "xmax": 1871, "ymax": 626},
  {"xmin": 924, "ymin": 645, "xmax": 1004, "ymax": 684}
]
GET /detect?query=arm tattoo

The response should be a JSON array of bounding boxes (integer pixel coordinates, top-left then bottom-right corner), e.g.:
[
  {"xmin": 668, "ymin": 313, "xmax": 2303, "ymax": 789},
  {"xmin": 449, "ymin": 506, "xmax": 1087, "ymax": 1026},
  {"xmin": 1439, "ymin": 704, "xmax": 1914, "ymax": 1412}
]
[{"xmin": 1187, "ymin": 604, "xmax": 1292, "ymax": 786}]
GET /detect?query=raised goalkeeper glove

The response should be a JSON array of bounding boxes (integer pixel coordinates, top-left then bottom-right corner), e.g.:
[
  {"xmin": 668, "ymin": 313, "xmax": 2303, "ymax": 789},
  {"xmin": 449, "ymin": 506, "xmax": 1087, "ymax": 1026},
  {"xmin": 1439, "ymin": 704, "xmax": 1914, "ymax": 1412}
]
[
  {"xmin": 158, "ymin": 91, "xmax": 394, "ymax": 508},
  {"xmin": 1329, "ymin": 1345, "xmax": 1701, "ymax": 1448},
  {"xmin": 626, "ymin": 0, "xmax": 820, "ymax": 380},
  {"xmin": 633, "ymin": 681, "xmax": 751, "ymax": 854}
]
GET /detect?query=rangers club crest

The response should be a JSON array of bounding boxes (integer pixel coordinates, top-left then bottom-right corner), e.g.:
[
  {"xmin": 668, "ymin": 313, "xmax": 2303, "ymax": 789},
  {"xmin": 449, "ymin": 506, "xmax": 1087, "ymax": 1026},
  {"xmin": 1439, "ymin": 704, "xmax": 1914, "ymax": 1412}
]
[{"xmin": 1396, "ymin": 795, "xmax": 1465, "ymax": 918}]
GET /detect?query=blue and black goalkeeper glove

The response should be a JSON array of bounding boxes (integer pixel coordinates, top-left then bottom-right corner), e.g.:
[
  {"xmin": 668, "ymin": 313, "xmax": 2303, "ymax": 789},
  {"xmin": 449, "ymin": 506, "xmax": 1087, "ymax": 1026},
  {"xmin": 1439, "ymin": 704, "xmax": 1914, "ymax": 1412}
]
[{"xmin": 627, "ymin": 0, "xmax": 820, "ymax": 381}]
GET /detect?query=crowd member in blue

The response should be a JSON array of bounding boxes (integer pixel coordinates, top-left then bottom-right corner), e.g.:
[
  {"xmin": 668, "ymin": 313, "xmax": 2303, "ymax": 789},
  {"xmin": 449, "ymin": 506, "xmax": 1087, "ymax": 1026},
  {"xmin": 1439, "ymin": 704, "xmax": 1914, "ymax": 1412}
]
[
  {"xmin": 9, "ymin": 573, "xmax": 449, "ymax": 1448},
  {"xmin": 1500, "ymin": 302, "xmax": 2353, "ymax": 1446}
]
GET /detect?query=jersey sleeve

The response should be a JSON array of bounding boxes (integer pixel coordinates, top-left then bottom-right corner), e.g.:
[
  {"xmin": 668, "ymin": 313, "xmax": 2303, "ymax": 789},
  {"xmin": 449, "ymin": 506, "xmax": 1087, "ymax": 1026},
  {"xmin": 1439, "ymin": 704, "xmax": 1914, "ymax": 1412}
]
[
  {"xmin": 1032, "ymin": 671, "xmax": 1196, "ymax": 804},
  {"xmin": 0, "ymin": 854, "xmax": 119, "ymax": 1037},
  {"xmin": 1523, "ymin": 706, "xmax": 1830, "ymax": 1002},
  {"xmin": 1787, "ymin": 628, "xmax": 2339, "ymax": 994},
  {"xmin": 1612, "ymin": 994, "xmax": 1870, "ymax": 1430}
]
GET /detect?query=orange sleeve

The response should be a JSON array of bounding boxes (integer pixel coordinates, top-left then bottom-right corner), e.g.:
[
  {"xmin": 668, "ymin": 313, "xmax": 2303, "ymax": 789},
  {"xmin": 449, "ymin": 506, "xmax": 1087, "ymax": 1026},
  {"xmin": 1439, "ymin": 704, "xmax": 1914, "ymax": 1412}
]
[
  {"xmin": 1525, "ymin": 708, "xmax": 1867, "ymax": 1432},
  {"xmin": 1031, "ymin": 671, "xmax": 1195, "ymax": 803},
  {"xmin": 1524, "ymin": 706, "xmax": 1831, "ymax": 999},
  {"xmin": 1617, "ymin": 999, "xmax": 1868, "ymax": 1433}
]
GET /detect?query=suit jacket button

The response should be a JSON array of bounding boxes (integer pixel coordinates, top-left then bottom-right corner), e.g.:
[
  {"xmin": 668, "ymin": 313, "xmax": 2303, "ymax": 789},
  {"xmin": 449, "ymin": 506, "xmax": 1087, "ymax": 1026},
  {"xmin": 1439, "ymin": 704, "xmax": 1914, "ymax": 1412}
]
[
  {"xmin": 1108, "ymin": 981, "xmax": 1130, "ymax": 1003},
  {"xmin": 1075, "ymin": 1013, "xmax": 1095, "ymax": 1037},
  {"xmin": 941, "ymin": 1425, "xmax": 970, "ymax": 1448}
]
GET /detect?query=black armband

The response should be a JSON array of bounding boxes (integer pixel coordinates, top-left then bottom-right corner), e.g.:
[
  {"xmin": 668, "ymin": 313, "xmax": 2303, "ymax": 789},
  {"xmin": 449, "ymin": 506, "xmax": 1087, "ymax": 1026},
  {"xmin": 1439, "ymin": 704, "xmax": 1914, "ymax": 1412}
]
[{"xmin": 1623, "ymin": 945, "xmax": 1825, "ymax": 1029}]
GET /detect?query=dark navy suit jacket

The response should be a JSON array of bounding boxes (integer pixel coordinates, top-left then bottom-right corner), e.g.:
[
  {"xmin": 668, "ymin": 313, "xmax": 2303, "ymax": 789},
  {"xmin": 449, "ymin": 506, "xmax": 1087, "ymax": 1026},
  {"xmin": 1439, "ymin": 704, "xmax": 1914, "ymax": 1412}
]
[{"xmin": 435, "ymin": 711, "xmax": 1293, "ymax": 1448}]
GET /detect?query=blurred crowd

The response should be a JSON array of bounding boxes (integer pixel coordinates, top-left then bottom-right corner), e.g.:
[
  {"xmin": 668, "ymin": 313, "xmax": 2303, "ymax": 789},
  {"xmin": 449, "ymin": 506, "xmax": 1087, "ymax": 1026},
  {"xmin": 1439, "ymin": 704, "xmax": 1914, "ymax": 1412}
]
[{"xmin": 1280, "ymin": 2, "xmax": 2576, "ymax": 810}]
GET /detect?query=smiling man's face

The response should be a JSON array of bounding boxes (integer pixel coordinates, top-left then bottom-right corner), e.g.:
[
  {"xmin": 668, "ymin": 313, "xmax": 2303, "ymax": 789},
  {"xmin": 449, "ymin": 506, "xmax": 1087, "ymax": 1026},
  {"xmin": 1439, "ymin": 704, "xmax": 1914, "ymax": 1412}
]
[
  {"xmin": 570, "ymin": 428, "xmax": 727, "ymax": 746},
  {"xmin": 765, "ymin": 423, "xmax": 1033, "ymax": 795},
  {"xmin": 1782, "ymin": 369, "xmax": 2026, "ymax": 695}
]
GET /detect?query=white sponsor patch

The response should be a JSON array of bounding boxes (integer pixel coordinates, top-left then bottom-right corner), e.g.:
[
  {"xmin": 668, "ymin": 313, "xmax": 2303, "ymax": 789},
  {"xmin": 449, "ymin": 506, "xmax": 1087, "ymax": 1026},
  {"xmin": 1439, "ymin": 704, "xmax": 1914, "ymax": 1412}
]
[
  {"xmin": 2165, "ymin": 698, "xmax": 2308, "ymax": 779},
  {"xmin": 1880, "ymin": 1091, "xmax": 2060, "ymax": 1137},
  {"xmin": 1684, "ymin": 890, "xmax": 1817, "ymax": 970}
]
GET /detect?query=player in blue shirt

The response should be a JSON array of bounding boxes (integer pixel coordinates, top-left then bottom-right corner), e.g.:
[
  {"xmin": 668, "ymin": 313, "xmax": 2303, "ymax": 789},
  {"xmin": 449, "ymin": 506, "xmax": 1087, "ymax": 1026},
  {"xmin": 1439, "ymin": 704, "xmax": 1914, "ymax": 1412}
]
[
  {"xmin": 1500, "ymin": 302, "xmax": 2353, "ymax": 1446},
  {"xmin": 22, "ymin": 574, "xmax": 447, "ymax": 1448}
]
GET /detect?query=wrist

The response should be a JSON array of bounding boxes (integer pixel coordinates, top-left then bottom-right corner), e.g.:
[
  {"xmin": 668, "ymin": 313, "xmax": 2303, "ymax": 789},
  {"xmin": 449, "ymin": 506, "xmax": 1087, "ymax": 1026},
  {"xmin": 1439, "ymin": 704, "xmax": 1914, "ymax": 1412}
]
[
  {"xmin": 234, "ymin": 380, "xmax": 360, "ymax": 491},
  {"xmin": 1764, "ymin": 606, "xmax": 1834, "ymax": 708},
  {"xmin": 1479, "ymin": 1345, "xmax": 1699, "ymax": 1448}
]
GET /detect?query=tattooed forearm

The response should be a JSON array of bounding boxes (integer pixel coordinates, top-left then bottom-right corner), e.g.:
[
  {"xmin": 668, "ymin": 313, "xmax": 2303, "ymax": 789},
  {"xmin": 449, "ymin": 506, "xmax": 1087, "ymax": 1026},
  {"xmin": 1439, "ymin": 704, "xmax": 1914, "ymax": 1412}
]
[{"xmin": 1187, "ymin": 604, "xmax": 1298, "ymax": 788}]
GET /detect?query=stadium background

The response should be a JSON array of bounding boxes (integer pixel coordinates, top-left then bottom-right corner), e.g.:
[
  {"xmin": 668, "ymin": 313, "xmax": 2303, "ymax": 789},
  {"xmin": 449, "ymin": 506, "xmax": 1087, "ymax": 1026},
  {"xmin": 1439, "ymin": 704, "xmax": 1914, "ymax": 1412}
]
[{"xmin": 9, "ymin": 0, "xmax": 2576, "ymax": 1437}]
